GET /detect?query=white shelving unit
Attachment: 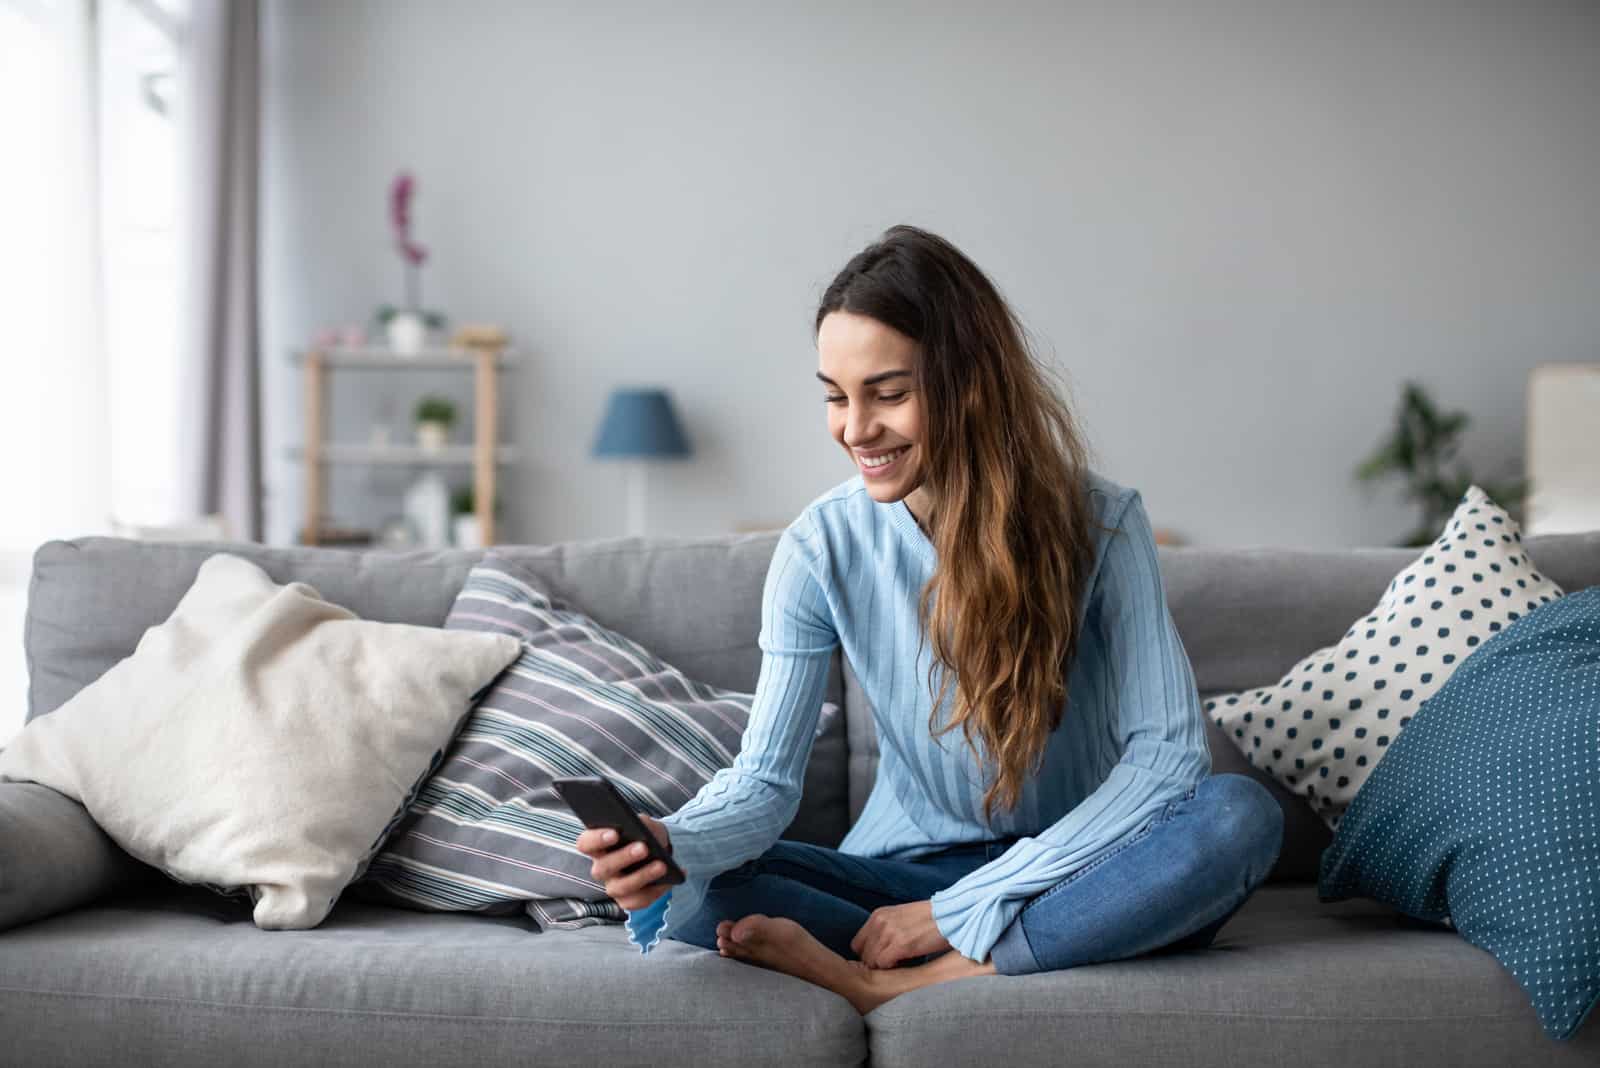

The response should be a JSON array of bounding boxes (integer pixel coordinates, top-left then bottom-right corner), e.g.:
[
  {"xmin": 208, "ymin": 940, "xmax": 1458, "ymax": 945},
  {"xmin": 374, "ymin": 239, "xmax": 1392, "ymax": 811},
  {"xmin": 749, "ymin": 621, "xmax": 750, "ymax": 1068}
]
[{"xmin": 289, "ymin": 343, "xmax": 517, "ymax": 545}]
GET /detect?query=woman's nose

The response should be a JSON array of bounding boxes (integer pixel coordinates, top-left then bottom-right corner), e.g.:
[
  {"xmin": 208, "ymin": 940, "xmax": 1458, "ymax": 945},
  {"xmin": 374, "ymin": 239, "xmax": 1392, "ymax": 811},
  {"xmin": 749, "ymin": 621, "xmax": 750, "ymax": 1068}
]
[{"xmin": 845, "ymin": 408, "xmax": 876, "ymax": 446}]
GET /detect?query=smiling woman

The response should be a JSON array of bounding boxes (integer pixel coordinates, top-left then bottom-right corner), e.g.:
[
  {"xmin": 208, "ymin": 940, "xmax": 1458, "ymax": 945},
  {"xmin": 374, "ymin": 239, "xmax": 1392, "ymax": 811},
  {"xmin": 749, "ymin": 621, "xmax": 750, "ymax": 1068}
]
[
  {"xmin": 807, "ymin": 225, "xmax": 1107, "ymax": 827},
  {"xmin": 815, "ymin": 314, "xmax": 929, "ymax": 525},
  {"xmin": 608, "ymin": 224, "xmax": 1279, "ymax": 1017}
]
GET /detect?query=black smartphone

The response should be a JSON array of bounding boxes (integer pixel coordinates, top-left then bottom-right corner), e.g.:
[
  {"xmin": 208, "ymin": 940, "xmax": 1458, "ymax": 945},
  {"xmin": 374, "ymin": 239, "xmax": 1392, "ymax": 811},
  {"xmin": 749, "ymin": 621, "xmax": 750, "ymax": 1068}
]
[{"xmin": 552, "ymin": 775, "xmax": 686, "ymax": 886}]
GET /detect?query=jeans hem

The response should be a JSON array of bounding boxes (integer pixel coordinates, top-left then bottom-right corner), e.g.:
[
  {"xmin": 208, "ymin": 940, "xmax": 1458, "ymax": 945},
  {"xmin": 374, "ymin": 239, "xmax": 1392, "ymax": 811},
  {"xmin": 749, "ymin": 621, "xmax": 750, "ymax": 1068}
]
[{"xmin": 987, "ymin": 917, "xmax": 1041, "ymax": 976}]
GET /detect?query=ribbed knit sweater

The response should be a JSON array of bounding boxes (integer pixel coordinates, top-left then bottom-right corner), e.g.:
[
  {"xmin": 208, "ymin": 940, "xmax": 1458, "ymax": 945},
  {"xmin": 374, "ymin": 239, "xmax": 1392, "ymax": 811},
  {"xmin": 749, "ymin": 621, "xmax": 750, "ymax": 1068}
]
[{"xmin": 625, "ymin": 470, "xmax": 1212, "ymax": 963}]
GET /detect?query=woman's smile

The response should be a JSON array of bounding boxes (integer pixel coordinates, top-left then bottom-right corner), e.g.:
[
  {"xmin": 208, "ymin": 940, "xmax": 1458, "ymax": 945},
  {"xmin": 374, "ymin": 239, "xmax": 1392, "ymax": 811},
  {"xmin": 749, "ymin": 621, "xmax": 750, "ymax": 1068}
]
[{"xmin": 857, "ymin": 446, "xmax": 910, "ymax": 478}]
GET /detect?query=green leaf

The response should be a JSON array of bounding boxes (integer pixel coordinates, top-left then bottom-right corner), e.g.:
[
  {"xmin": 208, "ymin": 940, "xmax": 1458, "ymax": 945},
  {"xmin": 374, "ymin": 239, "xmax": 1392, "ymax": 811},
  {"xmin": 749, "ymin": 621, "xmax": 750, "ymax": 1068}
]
[
  {"xmin": 1359, "ymin": 380, "xmax": 1517, "ymax": 547},
  {"xmin": 414, "ymin": 394, "xmax": 457, "ymax": 426}
]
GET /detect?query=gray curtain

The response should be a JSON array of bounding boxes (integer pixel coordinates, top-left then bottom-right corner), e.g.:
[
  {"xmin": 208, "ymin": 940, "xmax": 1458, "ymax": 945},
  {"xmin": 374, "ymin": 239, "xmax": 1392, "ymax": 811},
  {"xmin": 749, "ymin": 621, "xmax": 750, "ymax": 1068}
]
[{"xmin": 177, "ymin": 0, "xmax": 262, "ymax": 541}]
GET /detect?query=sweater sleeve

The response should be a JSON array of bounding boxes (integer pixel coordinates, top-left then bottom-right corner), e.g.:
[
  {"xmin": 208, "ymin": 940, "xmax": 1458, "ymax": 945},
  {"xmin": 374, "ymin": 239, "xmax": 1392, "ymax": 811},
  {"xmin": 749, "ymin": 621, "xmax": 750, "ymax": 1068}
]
[
  {"xmin": 926, "ymin": 490, "xmax": 1212, "ymax": 963},
  {"xmin": 625, "ymin": 515, "xmax": 839, "ymax": 954}
]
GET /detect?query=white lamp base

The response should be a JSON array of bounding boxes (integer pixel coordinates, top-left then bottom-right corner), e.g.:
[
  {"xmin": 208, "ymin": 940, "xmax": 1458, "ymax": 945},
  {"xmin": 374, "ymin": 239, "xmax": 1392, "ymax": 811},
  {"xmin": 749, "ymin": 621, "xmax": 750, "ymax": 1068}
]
[{"xmin": 625, "ymin": 461, "xmax": 647, "ymax": 536}]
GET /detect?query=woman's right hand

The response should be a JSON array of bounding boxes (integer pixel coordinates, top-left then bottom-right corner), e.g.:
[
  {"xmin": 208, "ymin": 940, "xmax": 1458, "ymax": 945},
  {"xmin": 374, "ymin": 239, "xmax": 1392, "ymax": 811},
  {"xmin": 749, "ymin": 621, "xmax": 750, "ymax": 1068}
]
[{"xmin": 576, "ymin": 813, "xmax": 675, "ymax": 912}]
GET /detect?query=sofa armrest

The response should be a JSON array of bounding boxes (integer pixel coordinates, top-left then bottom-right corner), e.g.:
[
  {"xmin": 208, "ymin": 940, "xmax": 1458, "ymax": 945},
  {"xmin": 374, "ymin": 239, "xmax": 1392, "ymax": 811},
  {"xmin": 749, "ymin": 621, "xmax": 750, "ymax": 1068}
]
[{"xmin": 0, "ymin": 782, "xmax": 157, "ymax": 932}]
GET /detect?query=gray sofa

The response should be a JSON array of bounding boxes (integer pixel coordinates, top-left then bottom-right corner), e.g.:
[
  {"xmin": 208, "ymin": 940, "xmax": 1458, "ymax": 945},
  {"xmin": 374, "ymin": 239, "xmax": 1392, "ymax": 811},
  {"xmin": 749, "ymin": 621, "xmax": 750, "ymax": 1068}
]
[{"xmin": 3, "ymin": 529, "xmax": 1598, "ymax": 1067}]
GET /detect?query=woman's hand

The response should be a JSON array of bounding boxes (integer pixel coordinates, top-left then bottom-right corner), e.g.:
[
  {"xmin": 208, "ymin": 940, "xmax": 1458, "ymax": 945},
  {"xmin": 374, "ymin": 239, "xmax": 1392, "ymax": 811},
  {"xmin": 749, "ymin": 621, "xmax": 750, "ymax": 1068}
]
[
  {"xmin": 575, "ymin": 813, "xmax": 674, "ymax": 912},
  {"xmin": 850, "ymin": 900, "xmax": 953, "ymax": 969}
]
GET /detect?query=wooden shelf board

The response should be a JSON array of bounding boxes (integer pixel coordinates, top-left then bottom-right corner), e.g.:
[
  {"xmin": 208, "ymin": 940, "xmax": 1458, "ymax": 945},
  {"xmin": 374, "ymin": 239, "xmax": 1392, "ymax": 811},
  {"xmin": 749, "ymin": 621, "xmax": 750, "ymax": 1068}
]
[
  {"xmin": 287, "ymin": 445, "xmax": 519, "ymax": 464},
  {"xmin": 289, "ymin": 347, "xmax": 517, "ymax": 369}
]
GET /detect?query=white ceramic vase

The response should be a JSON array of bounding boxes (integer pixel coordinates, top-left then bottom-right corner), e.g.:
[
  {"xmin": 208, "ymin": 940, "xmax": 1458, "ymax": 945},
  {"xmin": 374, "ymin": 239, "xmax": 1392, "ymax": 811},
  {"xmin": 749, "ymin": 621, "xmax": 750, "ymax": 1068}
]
[
  {"xmin": 386, "ymin": 311, "xmax": 428, "ymax": 355},
  {"xmin": 402, "ymin": 472, "xmax": 451, "ymax": 549}
]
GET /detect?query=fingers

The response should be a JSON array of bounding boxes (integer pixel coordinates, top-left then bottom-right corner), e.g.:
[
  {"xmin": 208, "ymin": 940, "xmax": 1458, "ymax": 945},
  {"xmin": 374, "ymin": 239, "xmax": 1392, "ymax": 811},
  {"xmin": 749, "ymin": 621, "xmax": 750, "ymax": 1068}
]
[
  {"xmin": 611, "ymin": 856, "xmax": 671, "ymax": 898},
  {"xmin": 597, "ymin": 840, "xmax": 657, "ymax": 880},
  {"xmin": 575, "ymin": 828, "xmax": 617, "ymax": 856},
  {"xmin": 616, "ymin": 886, "xmax": 668, "ymax": 913},
  {"xmin": 853, "ymin": 927, "xmax": 899, "ymax": 969},
  {"xmin": 875, "ymin": 947, "xmax": 903, "ymax": 969},
  {"xmin": 857, "ymin": 908, "xmax": 908, "ymax": 965},
  {"xmin": 574, "ymin": 823, "xmax": 674, "ymax": 910}
]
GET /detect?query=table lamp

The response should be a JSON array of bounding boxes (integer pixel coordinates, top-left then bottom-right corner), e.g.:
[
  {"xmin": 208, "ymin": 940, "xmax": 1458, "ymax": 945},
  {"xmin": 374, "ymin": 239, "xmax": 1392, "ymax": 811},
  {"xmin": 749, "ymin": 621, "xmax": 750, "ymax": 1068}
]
[{"xmin": 591, "ymin": 387, "xmax": 692, "ymax": 535}]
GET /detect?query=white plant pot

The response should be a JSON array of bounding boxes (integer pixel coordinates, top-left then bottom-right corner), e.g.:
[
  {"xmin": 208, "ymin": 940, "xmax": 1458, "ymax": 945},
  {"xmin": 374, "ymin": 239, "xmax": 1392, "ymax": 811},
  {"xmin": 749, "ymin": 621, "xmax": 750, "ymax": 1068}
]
[
  {"xmin": 386, "ymin": 311, "xmax": 428, "ymax": 355},
  {"xmin": 416, "ymin": 421, "xmax": 449, "ymax": 452},
  {"xmin": 453, "ymin": 514, "xmax": 483, "ymax": 550}
]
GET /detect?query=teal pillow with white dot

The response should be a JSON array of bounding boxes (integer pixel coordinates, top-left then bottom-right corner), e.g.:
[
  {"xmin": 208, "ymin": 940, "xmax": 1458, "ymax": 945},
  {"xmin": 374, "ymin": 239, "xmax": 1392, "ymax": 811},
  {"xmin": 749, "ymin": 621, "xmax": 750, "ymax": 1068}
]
[
  {"xmin": 1319, "ymin": 584, "xmax": 1600, "ymax": 1041},
  {"xmin": 1207, "ymin": 486, "xmax": 1563, "ymax": 832}
]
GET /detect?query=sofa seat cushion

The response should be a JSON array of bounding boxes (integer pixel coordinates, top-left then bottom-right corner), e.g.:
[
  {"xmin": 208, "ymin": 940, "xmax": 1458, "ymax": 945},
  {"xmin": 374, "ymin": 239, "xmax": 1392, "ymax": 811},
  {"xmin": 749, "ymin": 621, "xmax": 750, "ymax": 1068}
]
[
  {"xmin": 0, "ymin": 884, "xmax": 863, "ymax": 1068},
  {"xmin": 863, "ymin": 884, "xmax": 1600, "ymax": 1068}
]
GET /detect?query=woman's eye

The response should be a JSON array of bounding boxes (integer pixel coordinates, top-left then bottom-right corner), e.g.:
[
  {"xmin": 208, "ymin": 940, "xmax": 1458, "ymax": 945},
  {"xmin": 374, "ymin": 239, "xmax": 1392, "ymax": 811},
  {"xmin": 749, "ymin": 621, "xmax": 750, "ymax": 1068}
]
[
  {"xmin": 824, "ymin": 395, "xmax": 846, "ymax": 404},
  {"xmin": 879, "ymin": 392, "xmax": 908, "ymax": 402}
]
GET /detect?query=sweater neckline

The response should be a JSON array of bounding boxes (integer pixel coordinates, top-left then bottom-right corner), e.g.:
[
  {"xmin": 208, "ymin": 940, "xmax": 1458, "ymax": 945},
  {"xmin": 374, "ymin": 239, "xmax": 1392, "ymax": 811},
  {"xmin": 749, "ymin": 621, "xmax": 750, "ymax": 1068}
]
[{"xmin": 888, "ymin": 497, "xmax": 935, "ymax": 562}]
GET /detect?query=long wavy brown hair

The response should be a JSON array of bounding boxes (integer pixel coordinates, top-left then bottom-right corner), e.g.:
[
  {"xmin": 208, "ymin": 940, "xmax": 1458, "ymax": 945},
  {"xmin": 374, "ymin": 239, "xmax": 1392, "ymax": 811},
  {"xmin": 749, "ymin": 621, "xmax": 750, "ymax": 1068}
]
[{"xmin": 816, "ymin": 224, "xmax": 1106, "ymax": 826}]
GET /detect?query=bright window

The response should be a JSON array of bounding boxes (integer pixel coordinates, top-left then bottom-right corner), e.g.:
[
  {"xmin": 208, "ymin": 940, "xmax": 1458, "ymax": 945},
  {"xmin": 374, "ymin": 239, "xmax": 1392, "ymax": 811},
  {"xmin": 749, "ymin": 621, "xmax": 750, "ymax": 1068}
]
[
  {"xmin": 100, "ymin": 0, "xmax": 187, "ymax": 527},
  {"xmin": 0, "ymin": 0, "xmax": 187, "ymax": 743}
]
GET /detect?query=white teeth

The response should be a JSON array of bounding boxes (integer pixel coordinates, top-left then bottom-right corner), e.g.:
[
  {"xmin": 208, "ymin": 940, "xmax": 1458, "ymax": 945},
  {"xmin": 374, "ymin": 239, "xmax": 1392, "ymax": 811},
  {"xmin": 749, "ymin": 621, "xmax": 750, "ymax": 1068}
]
[{"xmin": 860, "ymin": 447, "xmax": 908, "ymax": 468}]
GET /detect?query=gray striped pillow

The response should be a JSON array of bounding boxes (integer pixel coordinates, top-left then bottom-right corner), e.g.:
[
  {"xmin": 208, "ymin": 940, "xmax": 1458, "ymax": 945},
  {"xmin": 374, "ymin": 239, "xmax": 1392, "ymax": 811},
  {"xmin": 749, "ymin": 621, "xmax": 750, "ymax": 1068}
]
[{"xmin": 354, "ymin": 554, "xmax": 837, "ymax": 930}]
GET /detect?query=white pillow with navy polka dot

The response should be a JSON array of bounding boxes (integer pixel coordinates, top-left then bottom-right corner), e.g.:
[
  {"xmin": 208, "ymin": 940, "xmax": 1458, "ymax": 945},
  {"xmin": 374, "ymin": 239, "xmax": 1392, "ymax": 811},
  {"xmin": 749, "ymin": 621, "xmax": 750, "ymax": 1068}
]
[{"xmin": 1207, "ymin": 485, "xmax": 1563, "ymax": 834}]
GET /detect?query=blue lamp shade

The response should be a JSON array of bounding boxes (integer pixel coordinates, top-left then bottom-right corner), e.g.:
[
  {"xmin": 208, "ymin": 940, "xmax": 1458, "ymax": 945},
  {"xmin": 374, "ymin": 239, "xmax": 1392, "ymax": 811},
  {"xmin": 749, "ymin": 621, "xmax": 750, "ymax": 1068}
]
[{"xmin": 591, "ymin": 388, "xmax": 692, "ymax": 459}]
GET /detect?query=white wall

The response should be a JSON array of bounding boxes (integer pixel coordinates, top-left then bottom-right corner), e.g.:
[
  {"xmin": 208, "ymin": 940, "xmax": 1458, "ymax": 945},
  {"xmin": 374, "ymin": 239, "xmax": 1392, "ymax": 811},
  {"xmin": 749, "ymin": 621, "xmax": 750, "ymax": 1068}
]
[{"xmin": 260, "ymin": 0, "xmax": 1600, "ymax": 549}]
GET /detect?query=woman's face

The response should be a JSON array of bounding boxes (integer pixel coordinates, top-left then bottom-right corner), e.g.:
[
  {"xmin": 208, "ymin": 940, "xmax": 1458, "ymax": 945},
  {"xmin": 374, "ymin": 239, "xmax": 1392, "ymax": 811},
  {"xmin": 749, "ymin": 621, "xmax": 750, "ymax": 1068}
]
[{"xmin": 816, "ymin": 310, "xmax": 927, "ymax": 506}]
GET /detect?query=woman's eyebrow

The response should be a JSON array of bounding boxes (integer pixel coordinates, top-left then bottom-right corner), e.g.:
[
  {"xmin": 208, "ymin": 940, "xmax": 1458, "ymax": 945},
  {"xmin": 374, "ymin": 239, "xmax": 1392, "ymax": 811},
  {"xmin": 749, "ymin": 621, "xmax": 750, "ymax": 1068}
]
[{"xmin": 815, "ymin": 370, "xmax": 913, "ymax": 386}]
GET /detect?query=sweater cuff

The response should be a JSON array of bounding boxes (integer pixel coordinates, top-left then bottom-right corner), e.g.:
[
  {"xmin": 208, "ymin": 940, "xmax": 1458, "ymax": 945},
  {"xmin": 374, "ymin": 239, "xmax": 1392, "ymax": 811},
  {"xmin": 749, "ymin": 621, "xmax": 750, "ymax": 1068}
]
[
  {"xmin": 929, "ymin": 848, "xmax": 1039, "ymax": 963},
  {"xmin": 624, "ymin": 811, "xmax": 722, "ymax": 955},
  {"xmin": 624, "ymin": 869, "xmax": 710, "ymax": 955},
  {"xmin": 656, "ymin": 810, "xmax": 728, "ymax": 873}
]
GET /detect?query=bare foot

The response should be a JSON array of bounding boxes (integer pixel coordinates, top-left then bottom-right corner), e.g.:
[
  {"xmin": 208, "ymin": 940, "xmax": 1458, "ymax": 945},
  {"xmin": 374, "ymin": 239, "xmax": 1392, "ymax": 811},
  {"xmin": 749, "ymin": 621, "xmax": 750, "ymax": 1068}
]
[{"xmin": 714, "ymin": 914, "xmax": 994, "ymax": 1015}]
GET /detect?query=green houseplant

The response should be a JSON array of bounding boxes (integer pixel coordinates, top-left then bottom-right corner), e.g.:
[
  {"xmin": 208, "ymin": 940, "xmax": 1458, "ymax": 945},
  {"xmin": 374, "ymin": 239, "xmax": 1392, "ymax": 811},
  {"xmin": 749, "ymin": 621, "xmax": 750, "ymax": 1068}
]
[
  {"xmin": 414, "ymin": 396, "xmax": 456, "ymax": 453},
  {"xmin": 1355, "ymin": 381, "xmax": 1528, "ymax": 547}
]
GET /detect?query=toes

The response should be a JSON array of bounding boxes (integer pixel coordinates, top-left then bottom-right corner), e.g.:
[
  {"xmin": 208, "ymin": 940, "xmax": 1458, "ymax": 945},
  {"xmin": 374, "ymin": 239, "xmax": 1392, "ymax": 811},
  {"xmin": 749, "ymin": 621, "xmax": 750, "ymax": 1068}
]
[
  {"xmin": 731, "ymin": 914, "xmax": 770, "ymax": 945},
  {"xmin": 717, "ymin": 933, "xmax": 763, "ymax": 967}
]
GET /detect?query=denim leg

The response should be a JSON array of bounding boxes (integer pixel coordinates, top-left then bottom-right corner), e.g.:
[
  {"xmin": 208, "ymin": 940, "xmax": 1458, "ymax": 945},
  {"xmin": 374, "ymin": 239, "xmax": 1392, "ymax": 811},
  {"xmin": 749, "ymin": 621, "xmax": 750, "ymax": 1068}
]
[
  {"xmin": 988, "ymin": 773, "xmax": 1284, "ymax": 976},
  {"xmin": 667, "ymin": 868, "xmax": 875, "ymax": 959},
  {"xmin": 667, "ymin": 839, "xmax": 1002, "ymax": 962}
]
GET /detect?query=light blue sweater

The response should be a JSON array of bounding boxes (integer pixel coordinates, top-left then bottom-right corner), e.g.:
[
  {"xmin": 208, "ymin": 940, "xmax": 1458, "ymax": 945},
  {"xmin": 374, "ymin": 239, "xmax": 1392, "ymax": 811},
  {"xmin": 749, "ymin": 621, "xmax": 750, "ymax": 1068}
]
[{"xmin": 625, "ymin": 471, "xmax": 1212, "ymax": 963}]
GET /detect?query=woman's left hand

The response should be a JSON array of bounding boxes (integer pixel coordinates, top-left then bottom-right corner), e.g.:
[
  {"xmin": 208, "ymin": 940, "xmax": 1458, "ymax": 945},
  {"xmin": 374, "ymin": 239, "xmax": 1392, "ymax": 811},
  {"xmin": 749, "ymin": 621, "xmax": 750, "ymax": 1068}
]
[{"xmin": 850, "ymin": 900, "xmax": 952, "ymax": 969}]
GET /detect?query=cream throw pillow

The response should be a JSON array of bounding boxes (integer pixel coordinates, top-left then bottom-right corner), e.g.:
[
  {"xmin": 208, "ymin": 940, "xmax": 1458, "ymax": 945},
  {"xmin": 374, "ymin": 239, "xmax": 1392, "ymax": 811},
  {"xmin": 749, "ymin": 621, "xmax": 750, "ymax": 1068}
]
[
  {"xmin": 0, "ymin": 553, "xmax": 520, "ymax": 930},
  {"xmin": 1209, "ymin": 486, "xmax": 1563, "ymax": 833}
]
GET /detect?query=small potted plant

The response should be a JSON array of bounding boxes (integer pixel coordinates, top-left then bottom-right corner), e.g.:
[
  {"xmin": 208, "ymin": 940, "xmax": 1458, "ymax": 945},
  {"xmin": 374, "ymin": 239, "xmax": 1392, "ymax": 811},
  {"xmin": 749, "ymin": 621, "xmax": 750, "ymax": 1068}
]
[
  {"xmin": 450, "ymin": 485, "xmax": 502, "ymax": 549},
  {"xmin": 1355, "ymin": 380, "xmax": 1528, "ymax": 546},
  {"xmin": 378, "ymin": 171, "xmax": 447, "ymax": 355},
  {"xmin": 414, "ymin": 395, "xmax": 456, "ymax": 452}
]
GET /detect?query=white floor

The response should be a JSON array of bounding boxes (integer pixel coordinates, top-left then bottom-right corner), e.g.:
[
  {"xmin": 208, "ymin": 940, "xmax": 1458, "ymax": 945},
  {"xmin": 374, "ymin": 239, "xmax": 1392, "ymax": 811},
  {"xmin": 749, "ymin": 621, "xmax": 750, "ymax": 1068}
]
[{"xmin": 0, "ymin": 580, "xmax": 26, "ymax": 747}]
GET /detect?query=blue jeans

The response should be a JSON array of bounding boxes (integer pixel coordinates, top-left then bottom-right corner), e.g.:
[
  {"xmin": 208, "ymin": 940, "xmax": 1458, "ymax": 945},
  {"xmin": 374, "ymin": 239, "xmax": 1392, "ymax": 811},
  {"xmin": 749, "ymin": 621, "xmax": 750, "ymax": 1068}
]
[{"xmin": 667, "ymin": 773, "xmax": 1284, "ymax": 976}]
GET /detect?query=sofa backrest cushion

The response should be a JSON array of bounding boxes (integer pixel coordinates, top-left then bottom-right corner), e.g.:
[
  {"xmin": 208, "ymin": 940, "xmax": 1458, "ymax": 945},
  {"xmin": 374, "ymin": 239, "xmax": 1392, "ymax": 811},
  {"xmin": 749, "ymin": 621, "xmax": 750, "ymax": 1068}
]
[
  {"xmin": 844, "ymin": 530, "xmax": 1600, "ymax": 884},
  {"xmin": 26, "ymin": 530, "xmax": 1600, "ymax": 883},
  {"xmin": 23, "ymin": 535, "xmax": 850, "ymax": 848}
]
